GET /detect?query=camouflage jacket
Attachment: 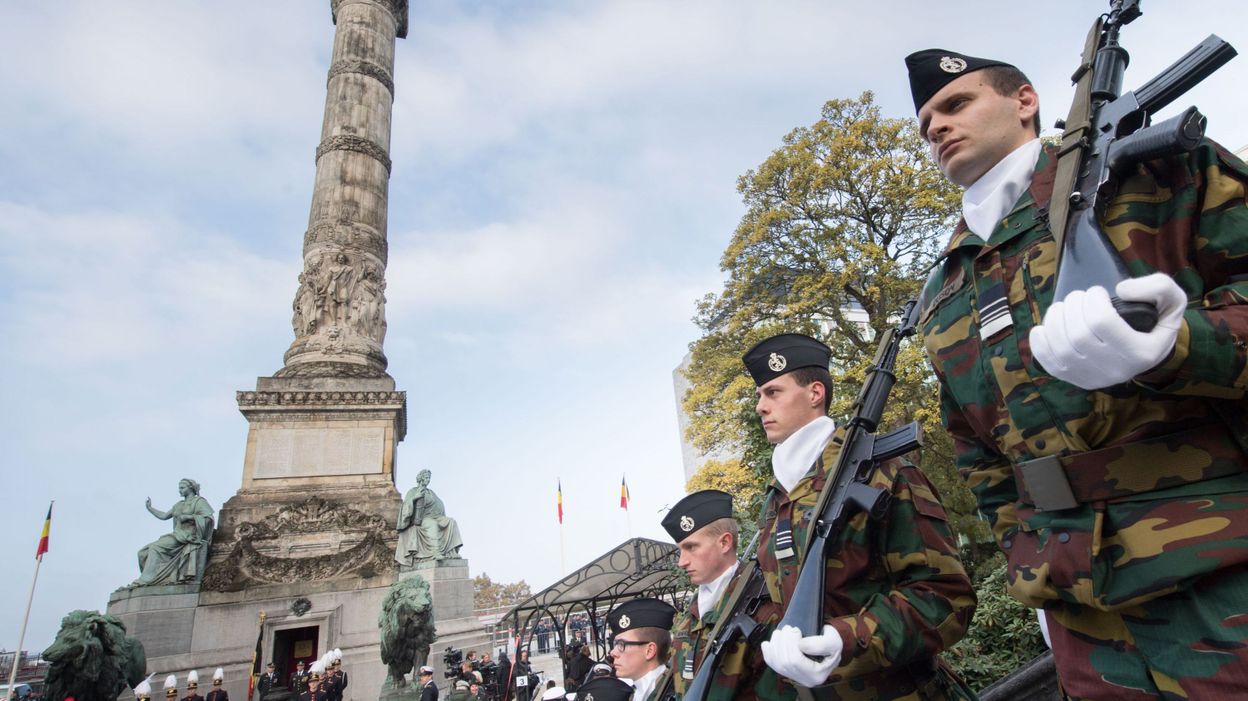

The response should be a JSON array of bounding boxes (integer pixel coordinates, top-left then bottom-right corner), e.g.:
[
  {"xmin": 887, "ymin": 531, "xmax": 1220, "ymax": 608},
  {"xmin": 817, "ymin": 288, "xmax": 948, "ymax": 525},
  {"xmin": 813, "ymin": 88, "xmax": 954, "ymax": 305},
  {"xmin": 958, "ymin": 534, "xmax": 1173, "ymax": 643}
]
[
  {"xmin": 668, "ymin": 566, "xmax": 753, "ymax": 701},
  {"xmin": 703, "ymin": 430, "xmax": 976, "ymax": 701},
  {"xmin": 921, "ymin": 143, "xmax": 1248, "ymax": 610}
]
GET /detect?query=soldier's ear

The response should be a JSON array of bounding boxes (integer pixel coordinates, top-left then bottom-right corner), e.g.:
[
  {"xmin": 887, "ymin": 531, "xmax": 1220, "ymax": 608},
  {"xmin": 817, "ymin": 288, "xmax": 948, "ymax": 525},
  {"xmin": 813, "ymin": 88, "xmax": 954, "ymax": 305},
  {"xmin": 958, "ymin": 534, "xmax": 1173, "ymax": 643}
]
[
  {"xmin": 1016, "ymin": 84, "xmax": 1039, "ymax": 128},
  {"xmin": 809, "ymin": 379, "xmax": 826, "ymax": 409}
]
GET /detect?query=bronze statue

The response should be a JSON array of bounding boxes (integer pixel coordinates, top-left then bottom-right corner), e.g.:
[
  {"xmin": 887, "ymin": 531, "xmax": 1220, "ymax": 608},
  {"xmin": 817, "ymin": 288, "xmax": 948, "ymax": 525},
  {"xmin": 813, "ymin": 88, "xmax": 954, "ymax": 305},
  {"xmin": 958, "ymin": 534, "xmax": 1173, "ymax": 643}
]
[
  {"xmin": 396, "ymin": 469, "xmax": 463, "ymax": 565},
  {"xmin": 131, "ymin": 478, "xmax": 214, "ymax": 586}
]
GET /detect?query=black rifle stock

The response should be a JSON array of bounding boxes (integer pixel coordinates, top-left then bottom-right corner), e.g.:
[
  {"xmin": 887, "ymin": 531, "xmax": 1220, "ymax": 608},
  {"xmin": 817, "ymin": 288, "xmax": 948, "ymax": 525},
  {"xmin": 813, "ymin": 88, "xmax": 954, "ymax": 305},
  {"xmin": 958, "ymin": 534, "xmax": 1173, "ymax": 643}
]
[
  {"xmin": 775, "ymin": 300, "xmax": 924, "ymax": 645},
  {"xmin": 1051, "ymin": 0, "xmax": 1237, "ymax": 331}
]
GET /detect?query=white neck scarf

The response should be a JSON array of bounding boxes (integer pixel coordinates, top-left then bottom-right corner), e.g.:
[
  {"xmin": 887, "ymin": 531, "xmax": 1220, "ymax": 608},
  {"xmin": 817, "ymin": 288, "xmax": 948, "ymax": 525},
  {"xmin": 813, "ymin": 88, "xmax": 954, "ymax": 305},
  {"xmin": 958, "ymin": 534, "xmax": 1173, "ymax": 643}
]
[
  {"xmin": 696, "ymin": 560, "xmax": 739, "ymax": 618},
  {"xmin": 961, "ymin": 138, "xmax": 1042, "ymax": 240},
  {"xmin": 626, "ymin": 664, "xmax": 667, "ymax": 701},
  {"xmin": 771, "ymin": 416, "xmax": 836, "ymax": 493}
]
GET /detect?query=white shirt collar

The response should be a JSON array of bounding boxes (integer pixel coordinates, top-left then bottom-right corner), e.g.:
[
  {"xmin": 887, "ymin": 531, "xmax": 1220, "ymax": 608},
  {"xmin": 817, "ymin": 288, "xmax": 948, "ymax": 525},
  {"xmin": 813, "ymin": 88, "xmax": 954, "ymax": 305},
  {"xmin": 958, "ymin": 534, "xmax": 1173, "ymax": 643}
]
[
  {"xmin": 696, "ymin": 560, "xmax": 739, "ymax": 618},
  {"xmin": 961, "ymin": 138, "xmax": 1042, "ymax": 240},
  {"xmin": 771, "ymin": 416, "xmax": 835, "ymax": 493},
  {"xmin": 625, "ymin": 664, "xmax": 667, "ymax": 700}
]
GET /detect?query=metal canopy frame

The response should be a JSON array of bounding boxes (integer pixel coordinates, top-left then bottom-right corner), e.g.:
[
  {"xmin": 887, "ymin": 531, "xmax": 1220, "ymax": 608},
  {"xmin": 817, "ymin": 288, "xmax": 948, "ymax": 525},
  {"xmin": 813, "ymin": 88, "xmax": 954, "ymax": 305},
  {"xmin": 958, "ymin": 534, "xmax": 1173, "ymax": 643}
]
[{"xmin": 504, "ymin": 537, "xmax": 690, "ymax": 664}]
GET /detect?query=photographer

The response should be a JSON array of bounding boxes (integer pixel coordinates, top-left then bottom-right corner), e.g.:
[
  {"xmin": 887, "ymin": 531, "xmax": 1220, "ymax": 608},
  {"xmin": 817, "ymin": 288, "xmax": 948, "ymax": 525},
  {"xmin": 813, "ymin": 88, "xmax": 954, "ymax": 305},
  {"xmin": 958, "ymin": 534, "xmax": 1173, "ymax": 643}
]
[
  {"xmin": 512, "ymin": 650, "xmax": 536, "ymax": 701},
  {"xmin": 477, "ymin": 654, "xmax": 498, "ymax": 701}
]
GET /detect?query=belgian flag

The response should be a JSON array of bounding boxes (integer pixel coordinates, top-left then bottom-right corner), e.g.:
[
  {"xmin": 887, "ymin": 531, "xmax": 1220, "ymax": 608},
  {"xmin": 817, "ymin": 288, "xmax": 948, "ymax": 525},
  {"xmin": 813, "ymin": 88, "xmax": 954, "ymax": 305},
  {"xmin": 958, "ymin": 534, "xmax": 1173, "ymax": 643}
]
[{"xmin": 35, "ymin": 503, "xmax": 52, "ymax": 559}]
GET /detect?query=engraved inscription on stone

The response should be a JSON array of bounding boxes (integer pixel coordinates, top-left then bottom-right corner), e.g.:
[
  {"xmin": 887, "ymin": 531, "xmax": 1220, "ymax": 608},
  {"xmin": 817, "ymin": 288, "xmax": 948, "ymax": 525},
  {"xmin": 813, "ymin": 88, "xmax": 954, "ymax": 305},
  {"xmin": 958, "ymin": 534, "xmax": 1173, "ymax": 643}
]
[{"xmin": 254, "ymin": 427, "xmax": 385, "ymax": 478}]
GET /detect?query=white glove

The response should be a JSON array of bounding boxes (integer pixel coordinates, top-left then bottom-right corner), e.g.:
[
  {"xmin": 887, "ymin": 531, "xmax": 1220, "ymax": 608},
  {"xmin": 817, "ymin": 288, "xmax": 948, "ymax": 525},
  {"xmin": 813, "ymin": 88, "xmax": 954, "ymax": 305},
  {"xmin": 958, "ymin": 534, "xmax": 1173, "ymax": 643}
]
[
  {"xmin": 1029, "ymin": 273, "xmax": 1187, "ymax": 390},
  {"xmin": 760, "ymin": 625, "xmax": 842, "ymax": 688}
]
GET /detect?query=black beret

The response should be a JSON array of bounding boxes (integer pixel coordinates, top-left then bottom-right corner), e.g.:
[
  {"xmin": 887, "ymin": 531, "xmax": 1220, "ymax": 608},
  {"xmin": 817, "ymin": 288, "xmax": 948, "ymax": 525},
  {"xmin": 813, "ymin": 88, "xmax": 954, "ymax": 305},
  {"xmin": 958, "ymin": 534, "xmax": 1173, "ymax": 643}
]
[
  {"xmin": 607, "ymin": 598, "xmax": 676, "ymax": 635},
  {"xmin": 661, "ymin": 490, "xmax": 733, "ymax": 543},
  {"xmin": 905, "ymin": 48, "xmax": 1015, "ymax": 113},
  {"xmin": 576, "ymin": 677, "xmax": 634, "ymax": 701},
  {"xmin": 742, "ymin": 333, "xmax": 830, "ymax": 386}
]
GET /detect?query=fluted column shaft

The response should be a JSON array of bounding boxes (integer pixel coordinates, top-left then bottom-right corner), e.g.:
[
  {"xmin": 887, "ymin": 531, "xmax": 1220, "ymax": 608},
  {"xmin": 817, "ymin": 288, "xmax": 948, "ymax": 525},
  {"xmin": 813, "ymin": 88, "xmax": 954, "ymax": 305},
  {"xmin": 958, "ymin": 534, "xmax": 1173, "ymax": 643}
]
[{"xmin": 281, "ymin": 0, "xmax": 408, "ymax": 377}]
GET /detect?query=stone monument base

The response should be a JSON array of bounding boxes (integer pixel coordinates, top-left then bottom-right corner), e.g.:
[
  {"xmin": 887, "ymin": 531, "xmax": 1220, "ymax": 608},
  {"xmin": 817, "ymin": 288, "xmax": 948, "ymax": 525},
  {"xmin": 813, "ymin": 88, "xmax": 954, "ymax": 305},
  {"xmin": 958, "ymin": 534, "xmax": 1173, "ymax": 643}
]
[{"xmin": 108, "ymin": 575, "xmax": 397, "ymax": 701}]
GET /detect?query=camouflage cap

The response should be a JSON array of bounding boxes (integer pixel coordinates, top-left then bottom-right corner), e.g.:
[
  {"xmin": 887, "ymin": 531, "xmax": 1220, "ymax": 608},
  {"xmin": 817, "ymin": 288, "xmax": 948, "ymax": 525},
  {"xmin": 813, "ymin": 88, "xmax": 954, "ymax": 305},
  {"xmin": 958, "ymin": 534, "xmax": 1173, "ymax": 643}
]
[
  {"xmin": 742, "ymin": 333, "xmax": 830, "ymax": 386},
  {"xmin": 661, "ymin": 490, "xmax": 732, "ymax": 543},
  {"xmin": 905, "ymin": 48, "xmax": 1015, "ymax": 113}
]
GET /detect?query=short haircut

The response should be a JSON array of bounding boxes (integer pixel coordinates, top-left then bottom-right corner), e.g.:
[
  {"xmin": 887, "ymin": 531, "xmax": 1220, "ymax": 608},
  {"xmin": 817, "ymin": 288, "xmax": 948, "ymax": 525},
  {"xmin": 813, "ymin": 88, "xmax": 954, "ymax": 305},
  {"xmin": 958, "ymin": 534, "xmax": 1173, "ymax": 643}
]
[
  {"xmin": 700, "ymin": 516, "xmax": 739, "ymax": 550},
  {"xmin": 789, "ymin": 366, "xmax": 834, "ymax": 412},
  {"xmin": 982, "ymin": 66, "xmax": 1041, "ymax": 136},
  {"xmin": 631, "ymin": 626, "xmax": 672, "ymax": 661}
]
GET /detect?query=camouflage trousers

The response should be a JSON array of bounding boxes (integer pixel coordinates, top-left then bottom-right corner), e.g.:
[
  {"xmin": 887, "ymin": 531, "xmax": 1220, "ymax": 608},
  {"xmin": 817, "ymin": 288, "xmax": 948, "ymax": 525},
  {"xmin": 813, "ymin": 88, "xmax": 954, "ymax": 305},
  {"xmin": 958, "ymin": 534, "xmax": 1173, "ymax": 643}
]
[{"xmin": 1045, "ymin": 563, "xmax": 1248, "ymax": 699}]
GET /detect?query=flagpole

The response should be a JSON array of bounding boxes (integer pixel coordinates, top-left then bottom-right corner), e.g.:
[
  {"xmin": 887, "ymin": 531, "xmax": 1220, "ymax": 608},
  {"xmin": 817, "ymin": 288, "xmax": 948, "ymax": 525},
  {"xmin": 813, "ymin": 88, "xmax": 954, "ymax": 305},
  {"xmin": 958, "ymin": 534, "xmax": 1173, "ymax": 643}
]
[
  {"xmin": 557, "ymin": 478, "xmax": 566, "ymax": 577},
  {"xmin": 6, "ymin": 553, "xmax": 43, "ymax": 688},
  {"xmin": 623, "ymin": 475, "xmax": 633, "ymax": 539}
]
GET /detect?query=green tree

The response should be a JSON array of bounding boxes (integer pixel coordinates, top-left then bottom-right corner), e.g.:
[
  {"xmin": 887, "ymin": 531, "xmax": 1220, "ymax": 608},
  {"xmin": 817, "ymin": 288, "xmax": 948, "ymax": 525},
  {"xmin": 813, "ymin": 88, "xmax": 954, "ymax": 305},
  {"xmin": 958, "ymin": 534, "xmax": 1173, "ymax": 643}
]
[
  {"xmin": 473, "ymin": 572, "xmax": 533, "ymax": 611},
  {"xmin": 687, "ymin": 457, "xmax": 765, "ymax": 553},
  {"xmin": 682, "ymin": 91, "xmax": 986, "ymax": 547}
]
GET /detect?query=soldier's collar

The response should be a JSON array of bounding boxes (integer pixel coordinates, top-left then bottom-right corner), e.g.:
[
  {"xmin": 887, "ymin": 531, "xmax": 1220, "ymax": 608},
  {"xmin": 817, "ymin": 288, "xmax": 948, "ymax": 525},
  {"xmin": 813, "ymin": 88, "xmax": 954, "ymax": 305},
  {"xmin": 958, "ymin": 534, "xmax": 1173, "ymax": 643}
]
[{"xmin": 938, "ymin": 145, "xmax": 1058, "ymax": 258}]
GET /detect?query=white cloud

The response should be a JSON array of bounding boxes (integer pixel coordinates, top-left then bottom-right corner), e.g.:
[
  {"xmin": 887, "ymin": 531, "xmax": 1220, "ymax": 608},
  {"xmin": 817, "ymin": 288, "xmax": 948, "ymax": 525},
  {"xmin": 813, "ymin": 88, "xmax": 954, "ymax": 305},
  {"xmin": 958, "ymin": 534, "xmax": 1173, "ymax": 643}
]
[{"xmin": 0, "ymin": 201, "xmax": 291, "ymax": 370}]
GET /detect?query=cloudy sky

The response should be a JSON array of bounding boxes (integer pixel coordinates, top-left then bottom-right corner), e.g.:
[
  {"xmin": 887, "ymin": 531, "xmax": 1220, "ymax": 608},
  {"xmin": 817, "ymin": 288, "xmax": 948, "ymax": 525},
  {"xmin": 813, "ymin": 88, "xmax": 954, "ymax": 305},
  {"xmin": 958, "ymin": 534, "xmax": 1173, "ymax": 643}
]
[{"xmin": 2, "ymin": 1, "xmax": 1245, "ymax": 651}]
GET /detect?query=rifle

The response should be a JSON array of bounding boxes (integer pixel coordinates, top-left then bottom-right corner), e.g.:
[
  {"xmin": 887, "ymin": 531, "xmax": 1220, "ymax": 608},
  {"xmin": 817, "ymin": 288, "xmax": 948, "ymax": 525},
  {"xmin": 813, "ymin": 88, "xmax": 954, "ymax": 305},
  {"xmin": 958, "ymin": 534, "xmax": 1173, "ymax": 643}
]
[
  {"xmin": 677, "ymin": 531, "xmax": 767, "ymax": 701},
  {"xmin": 1050, "ymin": 0, "xmax": 1237, "ymax": 331},
  {"xmin": 773, "ymin": 300, "xmax": 923, "ymax": 645}
]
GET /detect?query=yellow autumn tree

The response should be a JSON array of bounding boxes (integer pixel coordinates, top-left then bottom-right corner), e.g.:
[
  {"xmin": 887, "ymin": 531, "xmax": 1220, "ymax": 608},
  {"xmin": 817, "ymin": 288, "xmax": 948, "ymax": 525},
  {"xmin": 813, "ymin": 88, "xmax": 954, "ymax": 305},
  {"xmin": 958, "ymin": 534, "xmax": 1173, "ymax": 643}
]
[{"xmin": 682, "ymin": 92, "xmax": 986, "ymax": 548}]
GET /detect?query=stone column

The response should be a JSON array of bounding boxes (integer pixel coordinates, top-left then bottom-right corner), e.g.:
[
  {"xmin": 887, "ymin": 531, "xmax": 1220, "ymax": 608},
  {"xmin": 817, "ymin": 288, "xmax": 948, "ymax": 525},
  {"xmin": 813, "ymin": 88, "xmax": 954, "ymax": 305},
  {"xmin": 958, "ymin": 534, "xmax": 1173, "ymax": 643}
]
[{"xmin": 281, "ymin": 0, "xmax": 410, "ymax": 378}]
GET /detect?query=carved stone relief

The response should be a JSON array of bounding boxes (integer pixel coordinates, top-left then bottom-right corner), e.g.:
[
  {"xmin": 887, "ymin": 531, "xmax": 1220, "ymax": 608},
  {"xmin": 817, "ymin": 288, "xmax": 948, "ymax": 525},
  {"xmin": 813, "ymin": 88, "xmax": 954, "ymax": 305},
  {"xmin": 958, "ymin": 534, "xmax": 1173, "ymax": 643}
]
[
  {"xmin": 289, "ymin": 251, "xmax": 387, "ymax": 344},
  {"xmin": 202, "ymin": 497, "xmax": 395, "ymax": 591}
]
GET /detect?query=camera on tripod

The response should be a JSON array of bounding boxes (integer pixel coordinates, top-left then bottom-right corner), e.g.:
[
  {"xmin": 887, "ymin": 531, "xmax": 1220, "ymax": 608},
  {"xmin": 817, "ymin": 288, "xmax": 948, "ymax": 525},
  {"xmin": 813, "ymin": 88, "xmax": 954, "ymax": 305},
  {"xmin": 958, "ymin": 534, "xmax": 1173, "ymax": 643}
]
[{"xmin": 442, "ymin": 646, "xmax": 463, "ymax": 679}]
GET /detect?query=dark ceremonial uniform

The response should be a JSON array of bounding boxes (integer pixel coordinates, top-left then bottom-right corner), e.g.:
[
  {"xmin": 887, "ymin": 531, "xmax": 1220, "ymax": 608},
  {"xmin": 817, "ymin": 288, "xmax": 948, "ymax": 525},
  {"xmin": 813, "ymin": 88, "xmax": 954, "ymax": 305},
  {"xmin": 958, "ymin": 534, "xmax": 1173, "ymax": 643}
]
[
  {"xmin": 419, "ymin": 678, "xmax": 439, "ymax": 701},
  {"xmin": 909, "ymin": 47, "xmax": 1248, "ymax": 698},
  {"xmin": 325, "ymin": 669, "xmax": 348, "ymax": 701},
  {"xmin": 206, "ymin": 688, "xmax": 228, "ymax": 701},
  {"xmin": 290, "ymin": 671, "xmax": 310, "ymax": 696},
  {"xmin": 258, "ymin": 670, "xmax": 280, "ymax": 699}
]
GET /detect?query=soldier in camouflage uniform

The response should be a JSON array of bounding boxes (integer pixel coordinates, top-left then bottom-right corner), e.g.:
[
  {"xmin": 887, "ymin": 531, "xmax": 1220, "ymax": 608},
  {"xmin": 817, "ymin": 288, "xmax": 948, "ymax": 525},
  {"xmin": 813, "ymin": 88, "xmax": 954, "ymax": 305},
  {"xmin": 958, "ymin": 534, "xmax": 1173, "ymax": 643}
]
[
  {"xmin": 715, "ymin": 334, "xmax": 977, "ymax": 700},
  {"xmin": 663, "ymin": 490, "xmax": 744, "ymax": 700},
  {"xmin": 907, "ymin": 48, "xmax": 1248, "ymax": 698}
]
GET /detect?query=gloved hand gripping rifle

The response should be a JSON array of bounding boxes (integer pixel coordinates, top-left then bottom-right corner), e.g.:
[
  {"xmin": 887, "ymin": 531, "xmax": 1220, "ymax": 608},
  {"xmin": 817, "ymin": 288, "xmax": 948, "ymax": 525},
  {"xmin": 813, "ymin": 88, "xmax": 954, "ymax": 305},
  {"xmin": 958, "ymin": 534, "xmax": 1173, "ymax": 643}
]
[{"xmin": 1050, "ymin": 0, "xmax": 1237, "ymax": 331}]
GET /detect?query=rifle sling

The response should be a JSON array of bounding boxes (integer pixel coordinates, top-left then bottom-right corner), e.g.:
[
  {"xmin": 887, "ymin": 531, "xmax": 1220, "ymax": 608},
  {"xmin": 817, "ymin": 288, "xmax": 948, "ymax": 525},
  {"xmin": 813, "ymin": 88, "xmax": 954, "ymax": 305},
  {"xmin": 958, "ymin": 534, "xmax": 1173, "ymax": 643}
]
[{"xmin": 1050, "ymin": 16, "xmax": 1103, "ymax": 249}]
